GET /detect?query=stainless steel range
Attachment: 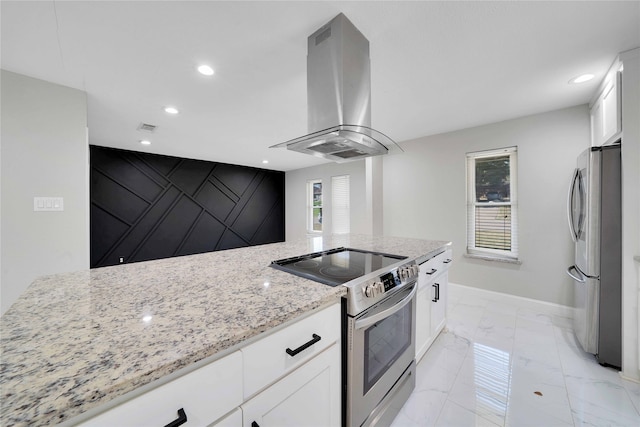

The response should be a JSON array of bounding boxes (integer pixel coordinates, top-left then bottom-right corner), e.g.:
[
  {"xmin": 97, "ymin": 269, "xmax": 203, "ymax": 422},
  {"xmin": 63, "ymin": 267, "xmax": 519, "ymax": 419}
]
[{"xmin": 271, "ymin": 247, "xmax": 419, "ymax": 427}]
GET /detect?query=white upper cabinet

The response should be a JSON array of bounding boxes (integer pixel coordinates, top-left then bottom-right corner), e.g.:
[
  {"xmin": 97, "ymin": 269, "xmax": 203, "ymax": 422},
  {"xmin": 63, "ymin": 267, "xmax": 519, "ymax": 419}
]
[{"xmin": 591, "ymin": 60, "xmax": 623, "ymax": 146}]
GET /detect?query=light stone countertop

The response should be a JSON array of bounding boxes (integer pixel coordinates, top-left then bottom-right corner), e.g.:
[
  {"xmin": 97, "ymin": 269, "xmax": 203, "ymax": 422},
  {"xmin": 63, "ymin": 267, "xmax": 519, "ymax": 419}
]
[{"xmin": 0, "ymin": 234, "xmax": 450, "ymax": 426}]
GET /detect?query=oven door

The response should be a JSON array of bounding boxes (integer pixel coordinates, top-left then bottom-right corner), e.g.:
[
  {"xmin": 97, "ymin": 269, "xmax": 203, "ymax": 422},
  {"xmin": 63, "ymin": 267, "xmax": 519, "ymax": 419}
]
[{"xmin": 347, "ymin": 283, "xmax": 417, "ymax": 427}]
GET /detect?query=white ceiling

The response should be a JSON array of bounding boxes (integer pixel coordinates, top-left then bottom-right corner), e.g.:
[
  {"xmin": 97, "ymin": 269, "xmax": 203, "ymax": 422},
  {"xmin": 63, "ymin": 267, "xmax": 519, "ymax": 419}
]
[{"xmin": 2, "ymin": 1, "xmax": 639, "ymax": 171}]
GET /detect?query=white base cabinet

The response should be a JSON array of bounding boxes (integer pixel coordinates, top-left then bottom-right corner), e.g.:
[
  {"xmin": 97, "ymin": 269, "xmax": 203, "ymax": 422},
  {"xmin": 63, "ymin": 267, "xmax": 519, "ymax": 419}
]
[
  {"xmin": 212, "ymin": 409, "xmax": 243, "ymax": 427},
  {"xmin": 241, "ymin": 343, "xmax": 341, "ymax": 427},
  {"xmin": 76, "ymin": 351, "xmax": 244, "ymax": 427},
  {"xmin": 430, "ymin": 271, "xmax": 448, "ymax": 336},
  {"xmin": 416, "ymin": 248, "xmax": 452, "ymax": 362},
  {"xmin": 75, "ymin": 303, "xmax": 340, "ymax": 427}
]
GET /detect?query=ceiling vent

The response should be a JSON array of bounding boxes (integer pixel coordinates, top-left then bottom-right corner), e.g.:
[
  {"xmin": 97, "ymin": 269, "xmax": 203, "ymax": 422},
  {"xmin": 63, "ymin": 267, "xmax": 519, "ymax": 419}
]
[{"xmin": 137, "ymin": 123, "xmax": 157, "ymax": 133}]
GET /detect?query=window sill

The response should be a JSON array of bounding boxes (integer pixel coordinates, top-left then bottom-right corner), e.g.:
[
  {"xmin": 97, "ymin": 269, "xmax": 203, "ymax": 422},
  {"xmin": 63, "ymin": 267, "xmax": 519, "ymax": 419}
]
[{"xmin": 464, "ymin": 253, "xmax": 522, "ymax": 265}]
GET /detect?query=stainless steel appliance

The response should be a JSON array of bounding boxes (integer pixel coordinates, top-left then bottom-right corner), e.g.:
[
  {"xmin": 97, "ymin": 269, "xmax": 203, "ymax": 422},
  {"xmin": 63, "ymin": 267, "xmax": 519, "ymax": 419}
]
[
  {"xmin": 566, "ymin": 143, "xmax": 621, "ymax": 368},
  {"xmin": 270, "ymin": 13, "xmax": 401, "ymax": 162},
  {"xmin": 271, "ymin": 247, "xmax": 419, "ymax": 427}
]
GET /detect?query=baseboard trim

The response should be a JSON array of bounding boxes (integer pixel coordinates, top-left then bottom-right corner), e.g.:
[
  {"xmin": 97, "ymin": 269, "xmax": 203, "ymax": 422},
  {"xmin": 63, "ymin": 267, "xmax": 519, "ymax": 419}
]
[{"xmin": 449, "ymin": 282, "xmax": 574, "ymax": 318}]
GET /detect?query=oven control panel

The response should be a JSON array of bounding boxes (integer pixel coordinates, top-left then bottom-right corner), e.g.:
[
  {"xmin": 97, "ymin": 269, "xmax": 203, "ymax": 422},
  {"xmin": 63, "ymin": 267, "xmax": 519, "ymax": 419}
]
[{"xmin": 362, "ymin": 261, "xmax": 418, "ymax": 299}]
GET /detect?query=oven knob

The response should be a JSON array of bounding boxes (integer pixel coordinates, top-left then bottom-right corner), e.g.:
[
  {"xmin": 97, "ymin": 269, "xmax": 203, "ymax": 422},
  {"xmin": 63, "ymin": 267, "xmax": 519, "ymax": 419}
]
[
  {"xmin": 399, "ymin": 268, "xmax": 407, "ymax": 280},
  {"xmin": 363, "ymin": 284, "xmax": 374, "ymax": 298},
  {"xmin": 364, "ymin": 283, "xmax": 382, "ymax": 298},
  {"xmin": 375, "ymin": 281, "xmax": 385, "ymax": 295},
  {"xmin": 411, "ymin": 265, "xmax": 419, "ymax": 276}
]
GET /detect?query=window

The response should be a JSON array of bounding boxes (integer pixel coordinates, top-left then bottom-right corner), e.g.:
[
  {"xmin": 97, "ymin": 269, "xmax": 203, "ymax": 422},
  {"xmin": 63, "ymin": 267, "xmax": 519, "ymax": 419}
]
[
  {"xmin": 331, "ymin": 175, "xmax": 350, "ymax": 234},
  {"xmin": 307, "ymin": 180, "xmax": 322, "ymax": 233},
  {"xmin": 466, "ymin": 147, "xmax": 518, "ymax": 261}
]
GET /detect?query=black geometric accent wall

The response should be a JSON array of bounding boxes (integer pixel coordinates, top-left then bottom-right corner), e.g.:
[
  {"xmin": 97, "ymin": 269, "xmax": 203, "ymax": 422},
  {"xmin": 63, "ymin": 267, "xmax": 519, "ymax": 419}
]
[{"xmin": 90, "ymin": 145, "xmax": 284, "ymax": 268}]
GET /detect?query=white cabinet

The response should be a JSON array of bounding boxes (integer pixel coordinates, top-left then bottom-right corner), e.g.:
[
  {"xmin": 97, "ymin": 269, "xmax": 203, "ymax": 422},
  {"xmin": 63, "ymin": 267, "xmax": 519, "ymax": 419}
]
[
  {"xmin": 76, "ymin": 351, "xmax": 243, "ymax": 427},
  {"xmin": 416, "ymin": 248, "xmax": 452, "ymax": 362},
  {"xmin": 590, "ymin": 98, "xmax": 603, "ymax": 146},
  {"xmin": 591, "ymin": 64, "xmax": 622, "ymax": 146},
  {"xmin": 212, "ymin": 409, "xmax": 243, "ymax": 427},
  {"xmin": 241, "ymin": 343, "xmax": 341, "ymax": 427},
  {"xmin": 76, "ymin": 302, "xmax": 342, "ymax": 427},
  {"xmin": 241, "ymin": 304, "xmax": 340, "ymax": 399},
  {"xmin": 415, "ymin": 280, "xmax": 432, "ymax": 362},
  {"xmin": 430, "ymin": 271, "xmax": 448, "ymax": 336}
]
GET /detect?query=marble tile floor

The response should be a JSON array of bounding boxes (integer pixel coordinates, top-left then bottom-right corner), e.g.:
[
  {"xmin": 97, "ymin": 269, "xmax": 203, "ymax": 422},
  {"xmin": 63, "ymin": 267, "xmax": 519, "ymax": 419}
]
[{"xmin": 391, "ymin": 286, "xmax": 640, "ymax": 427}]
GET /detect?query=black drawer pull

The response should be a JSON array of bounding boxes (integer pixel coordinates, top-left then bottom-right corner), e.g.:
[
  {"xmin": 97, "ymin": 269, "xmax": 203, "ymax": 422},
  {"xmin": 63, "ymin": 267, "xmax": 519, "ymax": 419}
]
[
  {"xmin": 286, "ymin": 334, "xmax": 321, "ymax": 356},
  {"xmin": 426, "ymin": 268, "xmax": 437, "ymax": 275},
  {"xmin": 164, "ymin": 408, "xmax": 187, "ymax": 427},
  {"xmin": 432, "ymin": 283, "xmax": 440, "ymax": 302},
  {"xmin": 251, "ymin": 422, "xmax": 260, "ymax": 427},
  {"xmin": 443, "ymin": 259, "xmax": 452, "ymax": 264}
]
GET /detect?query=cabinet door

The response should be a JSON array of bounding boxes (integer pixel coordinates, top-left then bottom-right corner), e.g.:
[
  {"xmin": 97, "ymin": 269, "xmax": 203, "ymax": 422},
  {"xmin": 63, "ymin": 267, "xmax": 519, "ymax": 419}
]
[
  {"xmin": 430, "ymin": 272, "xmax": 448, "ymax": 336},
  {"xmin": 590, "ymin": 98, "xmax": 603, "ymax": 147},
  {"xmin": 601, "ymin": 73, "xmax": 622, "ymax": 143},
  {"xmin": 242, "ymin": 343, "xmax": 340, "ymax": 427},
  {"xmin": 415, "ymin": 284, "xmax": 432, "ymax": 361}
]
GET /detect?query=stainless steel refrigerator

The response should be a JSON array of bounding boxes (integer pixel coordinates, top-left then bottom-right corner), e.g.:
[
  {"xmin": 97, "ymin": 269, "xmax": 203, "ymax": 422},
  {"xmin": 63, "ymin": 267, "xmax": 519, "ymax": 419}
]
[{"xmin": 566, "ymin": 143, "xmax": 621, "ymax": 368}]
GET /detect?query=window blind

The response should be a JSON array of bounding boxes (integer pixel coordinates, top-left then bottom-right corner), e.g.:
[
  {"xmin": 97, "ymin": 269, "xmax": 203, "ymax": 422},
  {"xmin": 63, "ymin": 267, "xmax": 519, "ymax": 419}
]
[{"xmin": 331, "ymin": 175, "xmax": 350, "ymax": 234}]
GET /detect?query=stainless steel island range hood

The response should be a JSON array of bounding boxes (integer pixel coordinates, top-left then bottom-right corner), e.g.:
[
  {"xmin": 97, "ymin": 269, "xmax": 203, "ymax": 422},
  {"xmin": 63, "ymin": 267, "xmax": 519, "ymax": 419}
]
[{"xmin": 271, "ymin": 13, "xmax": 401, "ymax": 162}]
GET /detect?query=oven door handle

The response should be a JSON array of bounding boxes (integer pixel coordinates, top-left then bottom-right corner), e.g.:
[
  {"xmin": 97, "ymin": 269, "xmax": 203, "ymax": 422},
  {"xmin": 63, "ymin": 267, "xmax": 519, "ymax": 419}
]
[{"xmin": 354, "ymin": 284, "xmax": 417, "ymax": 331}]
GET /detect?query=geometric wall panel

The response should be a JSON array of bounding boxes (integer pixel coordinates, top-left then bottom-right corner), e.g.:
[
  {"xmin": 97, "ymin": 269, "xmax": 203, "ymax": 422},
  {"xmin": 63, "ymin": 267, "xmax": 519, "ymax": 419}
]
[{"xmin": 90, "ymin": 145, "xmax": 285, "ymax": 268}]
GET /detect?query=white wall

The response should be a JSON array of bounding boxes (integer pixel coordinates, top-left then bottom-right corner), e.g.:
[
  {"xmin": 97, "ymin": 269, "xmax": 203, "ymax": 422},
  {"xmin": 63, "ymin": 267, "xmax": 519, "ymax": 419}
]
[
  {"xmin": 1, "ymin": 70, "xmax": 89, "ymax": 314},
  {"xmin": 383, "ymin": 105, "xmax": 590, "ymax": 306},
  {"xmin": 285, "ymin": 160, "xmax": 367, "ymax": 241},
  {"xmin": 618, "ymin": 48, "xmax": 640, "ymax": 381}
]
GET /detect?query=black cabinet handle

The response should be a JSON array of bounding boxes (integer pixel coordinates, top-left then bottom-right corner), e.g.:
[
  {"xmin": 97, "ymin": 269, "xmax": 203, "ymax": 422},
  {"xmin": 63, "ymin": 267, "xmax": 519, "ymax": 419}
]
[
  {"xmin": 443, "ymin": 259, "xmax": 452, "ymax": 264},
  {"xmin": 432, "ymin": 283, "xmax": 440, "ymax": 302},
  {"xmin": 251, "ymin": 422, "xmax": 260, "ymax": 427},
  {"xmin": 426, "ymin": 268, "xmax": 437, "ymax": 275},
  {"xmin": 286, "ymin": 334, "xmax": 321, "ymax": 357},
  {"xmin": 164, "ymin": 408, "xmax": 187, "ymax": 427}
]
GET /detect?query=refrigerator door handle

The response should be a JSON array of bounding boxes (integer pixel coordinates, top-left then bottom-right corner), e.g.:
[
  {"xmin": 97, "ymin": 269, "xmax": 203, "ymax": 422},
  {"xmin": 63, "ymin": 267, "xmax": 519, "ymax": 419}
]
[
  {"xmin": 567, "ymin": 168, "xmax": 580, "ymax": 243},
  {"xmin": 566, "ymin": 265, "xmax": 586, "ymax": 283}
]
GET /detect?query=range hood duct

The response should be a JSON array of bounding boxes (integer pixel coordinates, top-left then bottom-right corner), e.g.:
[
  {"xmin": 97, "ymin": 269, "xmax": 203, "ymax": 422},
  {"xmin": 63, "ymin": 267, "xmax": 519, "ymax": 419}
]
[{"xmin": 271, "ymin": 13, "xmax": 401, "ymax": 162}]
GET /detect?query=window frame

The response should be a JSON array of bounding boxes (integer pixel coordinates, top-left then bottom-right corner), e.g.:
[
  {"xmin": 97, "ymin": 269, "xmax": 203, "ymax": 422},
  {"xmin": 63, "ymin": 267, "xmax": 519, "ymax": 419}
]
[
  {"xmin": 307, "ymin": 179, "xmax": 323, "ymax": 234},
  {"xmin": 466, "ymin": 146, "xmax": 519, "ymax": 262}
]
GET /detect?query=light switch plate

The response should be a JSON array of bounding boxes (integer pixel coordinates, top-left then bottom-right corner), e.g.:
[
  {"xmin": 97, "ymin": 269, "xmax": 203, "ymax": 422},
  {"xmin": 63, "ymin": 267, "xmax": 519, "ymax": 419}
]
[{"xmin": 34, "ymin": 197, "xmax": 64, "ymax": 211}]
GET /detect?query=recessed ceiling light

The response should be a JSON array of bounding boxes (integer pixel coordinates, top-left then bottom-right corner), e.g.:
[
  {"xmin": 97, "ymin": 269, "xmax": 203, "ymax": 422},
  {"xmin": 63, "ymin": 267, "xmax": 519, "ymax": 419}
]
[
  {"xmin": 569, "ymin": 74, "xmax": 595, "ymax": 84},
  {"xmin": 262, "ymin": 160, "xmax": 269, "ymax": 164},
  {"xmin": 140, "ymin": 140, "xmax": 151, "ymax": 145},
  {"xmin": 197, "ymin": 65, "xmax": 215, "ymax": 76},
  {"xmin": 163, "ymin": 106, "xmax": 179, "ymax": 114}
]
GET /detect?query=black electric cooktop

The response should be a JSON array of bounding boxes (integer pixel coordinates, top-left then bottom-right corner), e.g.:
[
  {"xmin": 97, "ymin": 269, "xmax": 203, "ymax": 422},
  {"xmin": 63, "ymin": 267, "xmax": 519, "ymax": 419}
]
[{"xmin": 270, "ymin": 247, "xmax": 407, "ymax": 287}]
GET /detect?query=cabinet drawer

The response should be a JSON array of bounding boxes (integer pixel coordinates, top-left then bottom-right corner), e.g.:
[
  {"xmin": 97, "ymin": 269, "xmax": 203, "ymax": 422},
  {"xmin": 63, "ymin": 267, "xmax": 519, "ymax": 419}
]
[
  {"xmin": 419, "ymin": 254, "xmax": 444, "ymax": 284},
  {"xmin": 77, "ymin": 351, "xmax": 242, "ymax": 427},
  {"xmin": 442, "ymin": 249, "xmax": 453, "ymax": 269},
  {"xmin": 242, "ymin": 303, "xmax": 340, "ymax": 399}
]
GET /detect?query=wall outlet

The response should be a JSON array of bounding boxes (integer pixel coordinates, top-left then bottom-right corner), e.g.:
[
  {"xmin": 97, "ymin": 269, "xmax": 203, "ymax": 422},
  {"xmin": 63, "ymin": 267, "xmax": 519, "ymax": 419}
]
[{"xmin": 34, "ymin": 197, "xmax": 64, "ymax": 211}]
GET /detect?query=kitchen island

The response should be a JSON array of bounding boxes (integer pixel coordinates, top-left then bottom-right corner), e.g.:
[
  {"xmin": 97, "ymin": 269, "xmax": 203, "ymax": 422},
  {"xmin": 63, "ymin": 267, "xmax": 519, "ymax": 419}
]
[{"xmin": 0, "ymin": 234, "xmax": 449, "ymax": 426}]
